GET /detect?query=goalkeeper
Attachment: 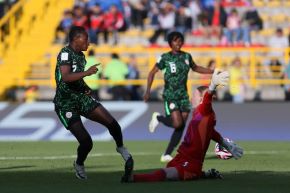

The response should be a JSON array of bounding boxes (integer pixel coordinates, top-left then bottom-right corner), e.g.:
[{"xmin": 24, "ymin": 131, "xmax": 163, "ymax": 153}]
[{"xmin": 121, "ymin": 70, "xmax": 243, "ymax": 182}]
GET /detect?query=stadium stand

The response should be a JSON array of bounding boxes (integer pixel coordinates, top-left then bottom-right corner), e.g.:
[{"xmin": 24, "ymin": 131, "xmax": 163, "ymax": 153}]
[
  {"xmin": 0, "ymin": 0, "xmax": 289, "ymax": 101},
  {"xmin": 0, "ymin": 0, "xmax": 74, "ymax": 98}
]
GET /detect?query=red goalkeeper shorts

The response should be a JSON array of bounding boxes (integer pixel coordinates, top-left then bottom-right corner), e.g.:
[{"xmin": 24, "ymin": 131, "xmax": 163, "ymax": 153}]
[{"xmin": 166, "ymin": 154, "xmax": 202, "ymax": 180}]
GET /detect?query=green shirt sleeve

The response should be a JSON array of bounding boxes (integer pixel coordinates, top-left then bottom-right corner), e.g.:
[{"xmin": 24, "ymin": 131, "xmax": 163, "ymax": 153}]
[
  {"xmin": 58, "ymin": 49, "xmax": 72, "ymax": 67},
  {"xmin": 156, "ymin": 54, "xmax": 166, "ymax": 70}
]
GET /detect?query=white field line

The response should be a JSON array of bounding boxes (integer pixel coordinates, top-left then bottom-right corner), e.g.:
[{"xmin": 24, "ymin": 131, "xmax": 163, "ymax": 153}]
[{"xmin": 0, "ymin": 150, "xmax": 286, "ymax": 160}]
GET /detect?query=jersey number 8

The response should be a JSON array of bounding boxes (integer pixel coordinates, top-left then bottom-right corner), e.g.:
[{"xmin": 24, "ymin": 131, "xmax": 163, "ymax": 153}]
[{"xmin": 169, "ymin": 62, "xmax": 176, "ymax": 73}]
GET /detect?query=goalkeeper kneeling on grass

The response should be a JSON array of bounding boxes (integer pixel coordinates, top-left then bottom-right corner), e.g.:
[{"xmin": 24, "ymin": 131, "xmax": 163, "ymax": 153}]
[{"xmin": 122, "ymin": 69, "xmax": 243, "ymax": 182}]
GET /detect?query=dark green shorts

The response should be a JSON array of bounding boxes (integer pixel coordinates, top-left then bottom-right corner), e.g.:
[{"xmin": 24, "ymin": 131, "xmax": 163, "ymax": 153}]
[
  {"xmin": 55, "ymin": 94, "xmax": 100, "ymax": 129},
  {"xmin": 163, "ymin": 98, "xmax": 191, "ymax": 117},
  {"xmin": 55, "ymin": 108, "xmax": 81, "ymax": 129}
]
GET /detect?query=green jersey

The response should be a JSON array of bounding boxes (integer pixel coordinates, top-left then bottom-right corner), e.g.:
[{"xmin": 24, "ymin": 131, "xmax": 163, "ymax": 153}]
[
  {"xmin": 53, "ymin": 46, "xmax": 90, "ymax": 110},
  {"xmin": 156, "ymin": 51, "xmax": 196, "ymax": 101}
]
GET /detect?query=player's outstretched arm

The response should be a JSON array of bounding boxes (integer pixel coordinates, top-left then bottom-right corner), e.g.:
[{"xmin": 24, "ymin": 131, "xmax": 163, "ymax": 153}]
[
  {"xmin": 143, "ymin": 66, "xmax": 159, "ymax": 102},
  {"xmin": 208, "ymin": 69, "xmax": 229, "ymax": 93},
  {"xmin": 61, "ymin": 64, "xmax": 99, "ymax": 83},
  {"xmin": 198, "ymin": 69, "xmax": 229, "ymax": 115}
]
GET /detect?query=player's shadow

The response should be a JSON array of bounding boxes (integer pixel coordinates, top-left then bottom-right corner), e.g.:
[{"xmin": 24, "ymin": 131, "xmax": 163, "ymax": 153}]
[{"xmin": 0, "ymin": 168, "xmax": 289, "ymax": 193}]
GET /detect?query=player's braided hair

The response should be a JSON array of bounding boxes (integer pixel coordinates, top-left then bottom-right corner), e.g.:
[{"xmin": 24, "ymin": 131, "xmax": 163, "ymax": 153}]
[
  {"xmin": 167, "ymin": 31, "xmax": 184, "ymax": 47},
  {"xmin": 68, "ymin": 26, "xmax": 87, "ymax": 43}
]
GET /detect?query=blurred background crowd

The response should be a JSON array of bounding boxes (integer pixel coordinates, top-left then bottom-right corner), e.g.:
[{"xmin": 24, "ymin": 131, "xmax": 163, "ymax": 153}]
[
  {"xmin": 54, "ymin": 0, "xmax": 289, "ymax": 47},
  {"xmin": 0, "ymin": 0, "xmax": 289, "ymax": 103}
]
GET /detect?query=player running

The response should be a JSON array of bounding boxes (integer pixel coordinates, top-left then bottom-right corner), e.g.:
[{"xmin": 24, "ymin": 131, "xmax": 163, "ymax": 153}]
[
  {"xmin": 53, "ymin": 26, "xmax": 133, "ymax": 180},
  {"xmin": 143, "ymin": 31, "xmax": 214, "ymax": 162},
  {"xmin": 122, "ymin": 70, "xmax": 243, "ymax": 182}
]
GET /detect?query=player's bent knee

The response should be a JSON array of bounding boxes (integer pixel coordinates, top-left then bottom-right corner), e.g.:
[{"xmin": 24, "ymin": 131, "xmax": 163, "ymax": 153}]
[
  {"xmin": 108, "ymin": 119, "xmax": 121, "ymax": 130},
  {"xmin": 163, "ymin": 167, "xmax": 179, "ymax": 181},
  {"xmin": 80, "ymin": 138, "xmax": 93, "ymax": 151},
  {"xmin": 173, "ymin": 123, "xmax": 185, "ymax": 131}
]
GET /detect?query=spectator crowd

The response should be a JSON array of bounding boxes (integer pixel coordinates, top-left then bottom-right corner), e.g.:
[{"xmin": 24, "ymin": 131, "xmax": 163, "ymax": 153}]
[
  {"xmin": 55, "ymin": 0, "xmax": 268, "ymax": 47},
  {"xmin": 83, "ymin": 51, "xmax": 142, "ymax": 101},
  {"xmin": 51, "ymin": 0, "xmax": 290, "ymax": 103},
  {"xmin": 1, "ymin": 0, "xmax": 290, "ymax": 102}
]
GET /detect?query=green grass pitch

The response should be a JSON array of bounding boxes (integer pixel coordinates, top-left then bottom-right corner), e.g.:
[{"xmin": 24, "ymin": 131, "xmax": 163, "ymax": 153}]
[{"xmin": 0, "ymin": 141, "xmax": 289, "ymax": 193}]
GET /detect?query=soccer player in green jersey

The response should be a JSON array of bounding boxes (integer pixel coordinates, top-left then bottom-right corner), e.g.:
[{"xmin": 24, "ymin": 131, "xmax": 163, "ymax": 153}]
[
  {"xmin": 53, "ymin": 26, "xmax": 133, "ymax": 180},
  {"xmin": 143, "ymin": 31, "xmax": 214, "ymax": 162}
]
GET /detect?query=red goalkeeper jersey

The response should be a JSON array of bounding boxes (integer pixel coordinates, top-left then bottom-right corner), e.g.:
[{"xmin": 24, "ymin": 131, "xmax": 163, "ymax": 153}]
[{"xmin": 177, "ymin": 92, "xmax": 216, "ymax": 165}]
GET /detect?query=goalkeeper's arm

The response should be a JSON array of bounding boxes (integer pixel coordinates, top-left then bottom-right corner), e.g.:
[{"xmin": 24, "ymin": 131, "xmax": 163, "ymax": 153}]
[{"xmin": 208, "ymin": 69, "xmax": 229, "ymax": 92}]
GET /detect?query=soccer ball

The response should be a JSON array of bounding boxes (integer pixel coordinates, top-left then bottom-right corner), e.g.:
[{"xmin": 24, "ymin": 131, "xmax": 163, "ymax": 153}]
[{"xmin": 214, "ymin": 138, "xmax": 233, "ymax": 160}]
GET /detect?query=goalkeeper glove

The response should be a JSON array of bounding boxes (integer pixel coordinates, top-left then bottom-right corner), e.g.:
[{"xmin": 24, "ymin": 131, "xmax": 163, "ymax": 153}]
[
  {"xmin": 204, "ymin": 168, "xmax": 223, "ymax": 179},
  {"xmin": 221, "ymin": 138, "xmax": 244, "ymax": 159},
  {"xmin": 209, "ymin": 69, "xmax": 229, "ymax": 91}
]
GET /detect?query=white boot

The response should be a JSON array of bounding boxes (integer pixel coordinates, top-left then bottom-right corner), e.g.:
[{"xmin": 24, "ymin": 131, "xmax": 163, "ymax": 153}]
[
  {"xmin": 149, "ymin": 112, "xmax": 160, "ymax": 133},
  {"xmin": 73, "ymin": 161, "xmax": 87, "ymax": 180}
]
